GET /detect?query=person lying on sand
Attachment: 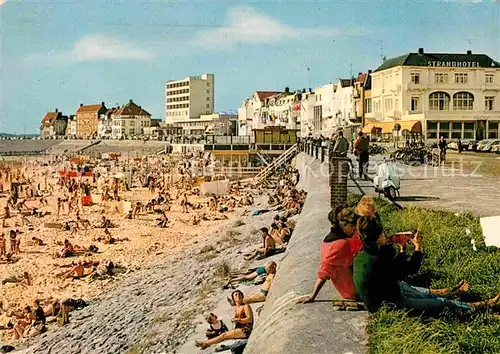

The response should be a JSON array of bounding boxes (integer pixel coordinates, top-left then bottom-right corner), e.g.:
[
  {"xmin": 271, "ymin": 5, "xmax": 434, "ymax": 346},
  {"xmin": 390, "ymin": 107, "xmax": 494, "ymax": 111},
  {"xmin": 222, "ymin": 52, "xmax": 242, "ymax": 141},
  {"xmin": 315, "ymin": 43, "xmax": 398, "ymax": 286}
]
[
  {"xmin": 244, "ymin": 228, "xmax": 277, "ymax": 261},
  {"xmin": 94, "ymin": 229, "xmax": 128, "ymax": 244},
  {"xmin": 195, "ymin": 290, "xmax": 253, "ymax": 350},
  {"xmin": 228, "ymin": 262, "xmax": 277, "ymax": 305},
  {"xmin": 32, "ymin": 236, "xmax": 45, "ymax": 246},
  {"xmin": 225, "ymin": 262, "xmax": 274, "ymax": 288}
]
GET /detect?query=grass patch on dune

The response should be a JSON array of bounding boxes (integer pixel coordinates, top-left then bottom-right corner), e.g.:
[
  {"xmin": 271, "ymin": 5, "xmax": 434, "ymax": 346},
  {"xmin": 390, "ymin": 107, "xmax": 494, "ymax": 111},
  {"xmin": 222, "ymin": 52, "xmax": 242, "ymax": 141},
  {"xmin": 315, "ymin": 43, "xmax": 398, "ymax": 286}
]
[{"xmin": 347, "ymin": 195, "xmax": 500, "ymax": 354}]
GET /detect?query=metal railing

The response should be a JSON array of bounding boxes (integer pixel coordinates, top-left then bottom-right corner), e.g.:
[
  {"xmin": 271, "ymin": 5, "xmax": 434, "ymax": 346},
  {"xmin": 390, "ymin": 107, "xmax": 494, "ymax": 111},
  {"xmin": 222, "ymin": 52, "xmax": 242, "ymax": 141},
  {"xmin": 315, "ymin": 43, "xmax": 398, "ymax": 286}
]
[{"xmin": 299, "ymin": 141, "xmax": 330, "ymax": 163}]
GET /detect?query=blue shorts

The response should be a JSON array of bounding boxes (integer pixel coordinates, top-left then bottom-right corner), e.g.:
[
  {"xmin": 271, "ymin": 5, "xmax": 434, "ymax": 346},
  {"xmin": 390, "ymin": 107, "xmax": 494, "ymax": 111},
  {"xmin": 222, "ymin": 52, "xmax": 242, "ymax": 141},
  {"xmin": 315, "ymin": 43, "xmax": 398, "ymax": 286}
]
[{"xmin": 255, "ymin": 267, "xmax": 266, "ymax": 275}]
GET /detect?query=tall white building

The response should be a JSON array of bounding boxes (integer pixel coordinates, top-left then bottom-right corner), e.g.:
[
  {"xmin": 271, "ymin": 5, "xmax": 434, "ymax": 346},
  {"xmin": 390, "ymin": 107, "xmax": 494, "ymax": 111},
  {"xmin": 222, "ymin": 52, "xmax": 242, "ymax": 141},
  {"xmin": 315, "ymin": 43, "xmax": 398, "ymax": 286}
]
[
  {"xmin": 366, "ymin": 48, "xmax": 500, "ymax": 140},
  {"xmin": 165, "ymin": 74, "xmax": 215, "ymax": 124}
]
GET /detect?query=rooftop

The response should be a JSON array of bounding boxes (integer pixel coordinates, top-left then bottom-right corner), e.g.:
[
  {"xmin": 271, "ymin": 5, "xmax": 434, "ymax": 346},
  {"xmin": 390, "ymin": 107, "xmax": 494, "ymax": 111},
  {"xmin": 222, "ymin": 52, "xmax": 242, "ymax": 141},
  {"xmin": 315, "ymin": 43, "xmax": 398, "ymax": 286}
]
[{"xmin": 374, "ymin": 49, "xmax": 500, "ymax": 72}]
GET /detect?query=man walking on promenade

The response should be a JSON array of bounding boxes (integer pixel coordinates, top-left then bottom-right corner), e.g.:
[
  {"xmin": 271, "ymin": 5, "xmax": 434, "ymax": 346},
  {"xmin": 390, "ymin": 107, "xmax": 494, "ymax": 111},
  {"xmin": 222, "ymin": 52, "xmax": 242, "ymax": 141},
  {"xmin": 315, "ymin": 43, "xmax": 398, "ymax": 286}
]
[
  {"xmin": 438, "ymin": 136, "xmax": 447, "ymax": 164},
  {"xmin": 354, "ymin": 132, "xmax": 370, "ymax": 180}
]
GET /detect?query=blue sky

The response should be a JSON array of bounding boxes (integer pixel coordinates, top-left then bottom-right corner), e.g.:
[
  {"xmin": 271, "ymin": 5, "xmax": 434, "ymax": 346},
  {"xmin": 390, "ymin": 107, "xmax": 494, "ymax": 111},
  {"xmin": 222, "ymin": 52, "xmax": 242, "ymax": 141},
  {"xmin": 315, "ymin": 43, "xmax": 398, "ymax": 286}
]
[{"xmin": 0, "ymin": 0, "xmax": 499, "ymax": 134}]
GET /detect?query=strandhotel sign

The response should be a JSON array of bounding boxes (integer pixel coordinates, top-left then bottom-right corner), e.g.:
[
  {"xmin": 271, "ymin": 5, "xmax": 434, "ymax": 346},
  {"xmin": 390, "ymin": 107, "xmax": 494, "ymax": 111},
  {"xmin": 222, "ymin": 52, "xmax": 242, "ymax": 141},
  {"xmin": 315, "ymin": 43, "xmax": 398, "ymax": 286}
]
[{"xmin": 428, "ymin": 61, "xmax": 492, "ymax": 68}]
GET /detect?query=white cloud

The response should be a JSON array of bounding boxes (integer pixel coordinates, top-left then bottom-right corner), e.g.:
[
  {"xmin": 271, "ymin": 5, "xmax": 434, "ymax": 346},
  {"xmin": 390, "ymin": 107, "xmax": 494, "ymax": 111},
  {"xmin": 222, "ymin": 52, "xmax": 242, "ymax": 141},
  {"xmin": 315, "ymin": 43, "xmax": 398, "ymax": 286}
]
[
  {"xmin": 68, "ymin": 34, "xmax": 152, "ymax": 61},
  {"xmin": 194, "ymin": 6, "xmax": 365, "ymax": 49},
  {"xmin": 28, "ymin": 34, "xmax": 152, "ymax": 64}
]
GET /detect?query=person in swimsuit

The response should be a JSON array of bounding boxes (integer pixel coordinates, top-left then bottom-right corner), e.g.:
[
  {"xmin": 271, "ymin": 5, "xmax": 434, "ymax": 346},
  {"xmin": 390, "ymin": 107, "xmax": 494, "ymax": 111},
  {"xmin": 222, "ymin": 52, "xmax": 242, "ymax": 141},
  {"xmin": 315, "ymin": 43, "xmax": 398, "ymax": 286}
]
[
  {"xmin": 244, "ymin": 228, "xmax": 277, "ymax": 261},
  {"xmin": 205, "ymin": 313, "xmax": 229, "ymax": 339},
  {"xmin": 195, "ymin": 290, "xmax": 253, "ymax": 349},
  {"xmin": 226, "ymin": 263, "xmax": 271, "ymax": 286},
  {"xmin": 0, "ymin": 233, "xmax": 6, "ymax": 258},
  {"xmin": 228, "ymin": 262, "xmax": 278, "ymax": 305}
]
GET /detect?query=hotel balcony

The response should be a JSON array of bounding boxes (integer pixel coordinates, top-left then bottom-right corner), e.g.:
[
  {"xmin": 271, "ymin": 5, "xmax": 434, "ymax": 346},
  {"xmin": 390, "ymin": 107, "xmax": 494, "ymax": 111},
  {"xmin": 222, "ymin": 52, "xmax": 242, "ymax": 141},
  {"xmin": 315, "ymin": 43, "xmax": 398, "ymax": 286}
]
[
  {"xmin": 405, "ymin": 83, "xmax": 428, "ymax": 91},
  {"xmin": 481, "ymin": 83, "xmax": 500, "ymax": 92}
]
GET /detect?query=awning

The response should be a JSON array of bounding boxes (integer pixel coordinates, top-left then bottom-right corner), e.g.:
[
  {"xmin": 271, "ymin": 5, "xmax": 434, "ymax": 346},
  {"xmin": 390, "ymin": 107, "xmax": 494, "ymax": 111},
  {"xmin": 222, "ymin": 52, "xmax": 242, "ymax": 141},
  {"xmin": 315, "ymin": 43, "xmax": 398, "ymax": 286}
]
[
  {"xmin": 362, "ymin": 120, "xmax": 422, "ymax": 134},
  {"xmin": 399, "ymin": 120, "xmax": 422, "ymax": 133}
]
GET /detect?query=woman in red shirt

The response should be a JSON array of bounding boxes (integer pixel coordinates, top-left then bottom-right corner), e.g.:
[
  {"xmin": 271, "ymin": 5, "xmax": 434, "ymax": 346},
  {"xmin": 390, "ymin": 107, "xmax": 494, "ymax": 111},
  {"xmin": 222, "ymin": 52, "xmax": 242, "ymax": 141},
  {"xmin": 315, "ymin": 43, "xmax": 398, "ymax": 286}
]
[{"xmin": 297, "ymin": 205, "xmax": 362, "ymax": 303}]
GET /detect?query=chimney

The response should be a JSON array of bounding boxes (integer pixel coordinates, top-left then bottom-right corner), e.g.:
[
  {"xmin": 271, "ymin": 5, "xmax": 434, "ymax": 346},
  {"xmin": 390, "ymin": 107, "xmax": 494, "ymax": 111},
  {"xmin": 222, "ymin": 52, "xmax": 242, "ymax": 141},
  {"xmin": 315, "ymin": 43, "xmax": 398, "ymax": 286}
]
[
  {"xmin": 55, "ymin": 108, "xmax": 58, "ymax": 113},
  {"xmin": 129, "ymin": 99, "xmax": 133, "ymax": 104},
  {"xmin": 302, "ymin": 89, "xmax": 306, "ymax": 93},
  {"xmin": 285, "ymin": 87, "xmax": 290, "ymax": 93},
  {"xmin": 101, "ymin": 102, "xmax": 105, "ymax": 106},
  {"xmin": 418, "ymin": 48, "xmax": 424, "ymax": 55},
  {"xmin": 358, "ymin": 72, "xmax": 362, "ymax": 77},
  {"xmin": 80, "ymin": 104, "xmax": 83, "ymax": 107},
  {"xmin": 308, "ymin": 88, "xmax": 312, "ymax": 93},
  {"xmin": 467, "ymin": 50, "xmax": 472, "ymax": 55},
  {"xmin": 368, "ymin": 70, "xmax": 372, "ymax": 74}
]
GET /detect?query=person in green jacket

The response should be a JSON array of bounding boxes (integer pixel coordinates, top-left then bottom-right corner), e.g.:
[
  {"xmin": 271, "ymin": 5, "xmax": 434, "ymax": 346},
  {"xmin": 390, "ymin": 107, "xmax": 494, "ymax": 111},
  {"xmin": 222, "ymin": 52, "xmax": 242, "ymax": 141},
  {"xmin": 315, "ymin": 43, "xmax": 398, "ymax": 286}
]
[{"xmin": 353, "ymin": 215, "xmax": 500, "ymax": 315}]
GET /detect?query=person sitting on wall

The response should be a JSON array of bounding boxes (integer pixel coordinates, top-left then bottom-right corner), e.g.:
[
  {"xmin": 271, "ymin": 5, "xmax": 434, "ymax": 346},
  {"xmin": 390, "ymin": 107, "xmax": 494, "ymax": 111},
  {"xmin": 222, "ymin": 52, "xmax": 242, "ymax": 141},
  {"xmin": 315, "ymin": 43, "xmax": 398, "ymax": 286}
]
[
  {"xmin": 353, "ymin": 215, "xmax": 500, "ymax": 315},
  {"xmin": 297, "ymin": 206, "xmax": 362, "ymax": 304}
]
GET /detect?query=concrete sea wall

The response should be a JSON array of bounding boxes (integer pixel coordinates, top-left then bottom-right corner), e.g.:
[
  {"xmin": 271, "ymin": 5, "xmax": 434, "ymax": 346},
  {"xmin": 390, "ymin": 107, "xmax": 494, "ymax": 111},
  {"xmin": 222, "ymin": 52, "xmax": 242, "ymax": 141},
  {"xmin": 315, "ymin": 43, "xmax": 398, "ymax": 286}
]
[{"xmin": 244, "ymin": 152, "xmax": 367, "ymax": 354}]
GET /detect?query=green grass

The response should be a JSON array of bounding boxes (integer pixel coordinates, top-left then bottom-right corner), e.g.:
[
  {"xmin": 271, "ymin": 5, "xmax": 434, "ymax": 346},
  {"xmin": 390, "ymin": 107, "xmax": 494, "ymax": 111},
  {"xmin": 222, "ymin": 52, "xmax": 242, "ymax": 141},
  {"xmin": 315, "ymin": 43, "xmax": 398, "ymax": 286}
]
[{"xmin": 347, "ymin": 195, "xmax": 500, "ymax": 354}]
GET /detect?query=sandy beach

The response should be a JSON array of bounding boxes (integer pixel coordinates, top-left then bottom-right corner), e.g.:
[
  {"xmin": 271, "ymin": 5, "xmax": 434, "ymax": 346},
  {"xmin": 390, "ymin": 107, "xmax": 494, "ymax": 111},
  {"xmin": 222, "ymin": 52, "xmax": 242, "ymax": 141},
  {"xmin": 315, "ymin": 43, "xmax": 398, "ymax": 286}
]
[{"xmin": 0, "ymin": 157, "xmax": 248, "ymax": 345}]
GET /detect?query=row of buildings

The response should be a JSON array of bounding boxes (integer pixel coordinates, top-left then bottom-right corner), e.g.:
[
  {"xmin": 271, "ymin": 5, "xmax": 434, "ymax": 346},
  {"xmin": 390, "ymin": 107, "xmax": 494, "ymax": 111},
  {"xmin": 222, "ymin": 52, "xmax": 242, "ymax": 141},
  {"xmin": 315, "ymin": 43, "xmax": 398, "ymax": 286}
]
[
  {"xmin": 41, "ymin": 73, "xmax": 237, "ymax": 140},
  {"xmin": 40, "ymin": 100, "xmax": 158, "ymax": 140},
  {"xmin": 237, "ymin": 48, "xmax": 500, "ymax": 142}
]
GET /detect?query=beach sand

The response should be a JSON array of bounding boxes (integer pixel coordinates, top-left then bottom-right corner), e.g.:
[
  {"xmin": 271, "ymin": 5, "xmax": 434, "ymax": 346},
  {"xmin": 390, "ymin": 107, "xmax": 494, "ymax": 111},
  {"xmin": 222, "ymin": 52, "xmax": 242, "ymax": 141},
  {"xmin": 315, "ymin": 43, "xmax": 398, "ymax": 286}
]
[{"xmin": 0, "ymin": 168, "xmax": 240, "ymax": 343}]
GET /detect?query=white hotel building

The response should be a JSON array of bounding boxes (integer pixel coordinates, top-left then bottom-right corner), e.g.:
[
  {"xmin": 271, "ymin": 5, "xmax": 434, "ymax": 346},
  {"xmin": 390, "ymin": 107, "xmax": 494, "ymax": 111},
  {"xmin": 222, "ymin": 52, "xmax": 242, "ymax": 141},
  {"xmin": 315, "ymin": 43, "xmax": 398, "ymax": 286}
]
[
  {"xmin": 165, "ymin": 74, "xmax": 215, "ymax": 124},
  {"xmin": 364, "ymin": 48, "xmax": 500, "ymax": 141}
]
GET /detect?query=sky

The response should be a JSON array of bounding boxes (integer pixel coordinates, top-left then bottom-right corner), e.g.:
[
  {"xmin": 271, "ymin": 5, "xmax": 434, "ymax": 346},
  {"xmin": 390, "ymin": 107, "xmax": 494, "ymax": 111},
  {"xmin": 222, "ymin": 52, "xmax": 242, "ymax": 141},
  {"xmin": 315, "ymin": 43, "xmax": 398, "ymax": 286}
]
[{"xmin": 0, "ymin": 0, "xmax": 499, "ymax": 134}]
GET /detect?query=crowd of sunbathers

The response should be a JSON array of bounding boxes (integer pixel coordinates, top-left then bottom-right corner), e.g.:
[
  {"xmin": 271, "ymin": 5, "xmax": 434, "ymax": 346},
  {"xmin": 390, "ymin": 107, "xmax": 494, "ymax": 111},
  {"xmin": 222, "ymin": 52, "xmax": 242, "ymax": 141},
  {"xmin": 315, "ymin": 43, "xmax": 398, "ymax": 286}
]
[
  {"xmin": 194, "ymin": 167, "xmax": 307, "ymax": 351},
  {"xmin": 296, "ymin": 196, "xmax": 500, "ymax": 315}
]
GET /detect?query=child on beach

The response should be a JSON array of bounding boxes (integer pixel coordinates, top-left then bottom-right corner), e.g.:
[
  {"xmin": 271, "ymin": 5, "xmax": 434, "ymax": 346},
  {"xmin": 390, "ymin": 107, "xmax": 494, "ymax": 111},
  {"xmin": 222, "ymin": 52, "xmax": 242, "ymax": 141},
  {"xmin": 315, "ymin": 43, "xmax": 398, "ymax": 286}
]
[{"xmin": 205, "ymin": 313, "xmax": 228, "ymax": 339}]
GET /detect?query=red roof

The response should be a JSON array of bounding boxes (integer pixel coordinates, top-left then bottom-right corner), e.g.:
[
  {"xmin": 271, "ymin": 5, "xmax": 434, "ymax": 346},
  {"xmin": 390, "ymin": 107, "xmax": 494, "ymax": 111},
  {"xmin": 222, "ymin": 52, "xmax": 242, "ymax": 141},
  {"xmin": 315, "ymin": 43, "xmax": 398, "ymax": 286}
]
[
  {"xmin": 356, "ymin": 73, "xmax": 368, "ymax": 84},
  {"xmin": 41, "ymin": 111, "xmax": 61, "ymax": 126},
  {"xmin": 255, "ymin": 91, "xmax": 282, "ymax": 101},
  {"xmin": 77, "ymin": 104, "xmax": 104, "ymax": 114}
]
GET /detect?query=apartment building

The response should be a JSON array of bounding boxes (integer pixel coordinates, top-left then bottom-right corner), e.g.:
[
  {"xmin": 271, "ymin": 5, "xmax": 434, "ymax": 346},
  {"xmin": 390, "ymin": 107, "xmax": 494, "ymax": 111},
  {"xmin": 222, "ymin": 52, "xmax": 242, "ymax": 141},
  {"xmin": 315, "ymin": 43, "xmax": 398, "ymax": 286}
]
[
  {"xmin": 75, "ymin": 102, "xmax": 107, "ymax": 139},
  {"xmin": 365, "ymin": 48, "xmax": 500, "ymax": 140},
  {"xmin": 40, "ymin": 109, "xmax": 68, "ymax": 139},
  {"xmin": 165, "ymin": 74, "xmax": 215, "ymax": 124},
  {"xmin": 111, "ymin": 100, "xmax": 151, "ymax": 139}
]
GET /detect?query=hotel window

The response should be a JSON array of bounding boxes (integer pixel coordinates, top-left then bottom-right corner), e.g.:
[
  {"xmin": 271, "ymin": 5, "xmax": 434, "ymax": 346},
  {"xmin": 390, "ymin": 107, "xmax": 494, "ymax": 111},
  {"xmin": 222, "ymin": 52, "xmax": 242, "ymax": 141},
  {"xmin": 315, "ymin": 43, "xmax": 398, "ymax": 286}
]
[
  {"xmin": 488, "ymin": 122, "xmax": 499, "ymax": 139},
  {"xmin": 206, "ymin": 104, "xmax": 210, "ymax": 108},
  {"xmin": 453, "ymin": 92, "xmax": 474, "ymax": 110},
  {"xmin": 485, "ymin": 74, "xmax": 494, "ymax": 84},
  {"xmin": 384, "ymin": 98, "xmax": 393, "ymax": 111},
  {"xmin": 364, "ymin": 98, "xmax": 372, "ymax": 113},
  {"xmin": 485, "ymin": 97, "xmax": 494, "ymax": 111},
  {"xmin": 434, "ymin": 73, "xmax": 448, "ymax": 84},
  {"xmin": 411, "ymin": 97, "xmax": 419, "ymax": 111},
  {"xmin": 454, "ymin": 73, "xmax": 468, "ymax": 84},
  {"xmin": 429, "ymin": 91, "xmax": 450, "ymax": 111},
  {"xmin": 411, "ymin": 72, "xmax": 420, "ymax": 84},
  {"xmin": 206, "ymin": 90, "xmax": 210, "ymax": 94}
]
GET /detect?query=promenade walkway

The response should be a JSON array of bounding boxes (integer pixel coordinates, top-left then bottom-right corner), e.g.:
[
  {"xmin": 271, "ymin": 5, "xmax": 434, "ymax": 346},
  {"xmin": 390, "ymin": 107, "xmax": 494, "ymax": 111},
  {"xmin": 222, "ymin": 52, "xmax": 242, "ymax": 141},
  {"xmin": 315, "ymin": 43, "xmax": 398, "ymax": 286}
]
[{"xmin": 348, "ymin": 154, "xmax": 500, "ymax": 217}]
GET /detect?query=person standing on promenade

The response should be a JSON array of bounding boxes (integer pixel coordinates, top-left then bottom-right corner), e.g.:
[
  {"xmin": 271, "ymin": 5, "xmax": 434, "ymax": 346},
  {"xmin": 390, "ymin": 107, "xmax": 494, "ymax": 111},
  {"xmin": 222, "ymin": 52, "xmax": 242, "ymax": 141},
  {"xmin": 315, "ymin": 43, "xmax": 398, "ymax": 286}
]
[
  {"xmin": 438, "ymin": 136, "xmax": 447, "ymax": 164},
  {"xmin": 354, "ymin": 132, "xmax": 370, "ymax": 180},
  {"xmin": 332, "ymin": 131, "xmax": 350, "ymax": 157}
]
